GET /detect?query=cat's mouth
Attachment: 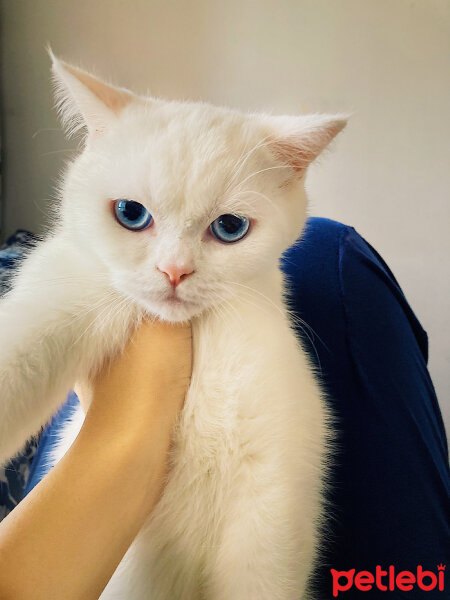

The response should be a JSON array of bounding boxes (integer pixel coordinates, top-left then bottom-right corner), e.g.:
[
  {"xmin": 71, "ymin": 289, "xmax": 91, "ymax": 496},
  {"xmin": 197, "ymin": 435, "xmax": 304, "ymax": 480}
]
[
  {"xmin": 152, "ymin": 292, "xmax": 203, "ymax": 322},
  {"xmin": 165, "ymin": 294, "xmax": 184, "ymax": 305},
  {"xmin": 160, "ymin": 289, "xmax": 201, "ymax": 312},
  {"xmin": 164, "ymin": 287, "xmax": 186, "ymax": 303},
  {"xmin": 128, "ymin": 285, "xmax": 204, "ymax": 322}
]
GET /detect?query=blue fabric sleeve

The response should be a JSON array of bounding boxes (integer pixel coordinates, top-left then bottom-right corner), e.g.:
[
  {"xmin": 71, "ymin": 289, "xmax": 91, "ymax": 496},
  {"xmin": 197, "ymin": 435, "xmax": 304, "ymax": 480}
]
[
  {"xmin": 0, "ymin": 230, "xmax": 40, "ymax": 519},
  {"xmin": 24, "ymin": 392, "xmax": 80, "ymax": 496},
  {"xmin": 282, "ymin": 217, "xmax": 449, "ymax": 598}
]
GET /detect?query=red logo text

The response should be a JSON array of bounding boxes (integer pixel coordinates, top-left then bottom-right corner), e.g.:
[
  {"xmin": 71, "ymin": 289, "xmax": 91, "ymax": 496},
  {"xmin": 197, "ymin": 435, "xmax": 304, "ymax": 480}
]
[{"xmin": 330, "ymin": 564, "xmax": 446, "ymax": 596}]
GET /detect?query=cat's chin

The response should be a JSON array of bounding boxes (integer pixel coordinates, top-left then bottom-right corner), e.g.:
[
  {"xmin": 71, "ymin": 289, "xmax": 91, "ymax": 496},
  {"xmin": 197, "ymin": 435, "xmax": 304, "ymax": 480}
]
[{"xmin": 141, "ymin": 297, "xmax": 205, "ymax": 323}]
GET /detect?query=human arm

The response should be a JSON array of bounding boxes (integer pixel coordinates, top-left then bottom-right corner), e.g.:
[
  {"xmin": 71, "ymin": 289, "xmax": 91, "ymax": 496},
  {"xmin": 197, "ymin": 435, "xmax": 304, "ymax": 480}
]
[{"xmin": 0, "ymin": 319, "xmax": 192, "ymax": 600}]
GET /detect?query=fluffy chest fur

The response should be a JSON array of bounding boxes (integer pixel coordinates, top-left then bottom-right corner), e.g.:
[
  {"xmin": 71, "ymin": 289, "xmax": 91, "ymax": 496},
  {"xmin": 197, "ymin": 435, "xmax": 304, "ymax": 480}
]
[{"xmin": 46, "ymin": 273, "xmax": 328, "ymax": 600}]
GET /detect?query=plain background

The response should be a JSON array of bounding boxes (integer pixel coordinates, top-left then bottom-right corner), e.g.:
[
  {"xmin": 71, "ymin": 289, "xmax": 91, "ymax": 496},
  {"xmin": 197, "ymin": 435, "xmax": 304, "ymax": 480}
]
[{"xmin": 0, "ymin": 0, "xmax": 449, "ymax": 432}]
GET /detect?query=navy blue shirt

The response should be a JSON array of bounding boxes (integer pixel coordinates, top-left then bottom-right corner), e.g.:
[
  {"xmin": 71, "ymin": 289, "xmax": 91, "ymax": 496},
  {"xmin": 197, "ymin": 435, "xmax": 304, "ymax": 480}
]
[{"xmin": 282, "ymin": 218, "xmax": 449, "ymax": 597}]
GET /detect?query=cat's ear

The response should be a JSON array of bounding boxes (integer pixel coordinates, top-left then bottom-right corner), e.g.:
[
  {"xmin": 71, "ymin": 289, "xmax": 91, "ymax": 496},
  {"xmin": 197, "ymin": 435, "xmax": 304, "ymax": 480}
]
[
  {"xmin": 268, "ymin": 114, "xmax": 348, "ymax": 176},
  {"xmin": 49, "ymin": 48, "xmax": 137, "ymax": 138}
]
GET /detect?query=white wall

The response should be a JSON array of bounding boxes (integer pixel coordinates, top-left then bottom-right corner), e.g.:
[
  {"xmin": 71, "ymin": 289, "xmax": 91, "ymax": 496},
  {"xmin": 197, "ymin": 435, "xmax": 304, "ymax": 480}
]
[{"xmin": 1, "ymin": 0, "xmax": 449, "ymax": 430}]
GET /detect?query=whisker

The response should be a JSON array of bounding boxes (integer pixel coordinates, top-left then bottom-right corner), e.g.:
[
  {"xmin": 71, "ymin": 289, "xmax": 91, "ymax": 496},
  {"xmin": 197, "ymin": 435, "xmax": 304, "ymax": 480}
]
[
  {"xmin": 224, "ymin": 135, "xmax": 276, "ymax": 193},
  {"xmin": 225, "ymin": 280, "xmax": 324, "ymax": 373},
  {"xmin": 32, "ymin": 128, "xmax": 64, "ymax": 139},
  {"xmin": 226, "ymin": 280, "xmax": 284, "ymax": 315},
  {"xmin": 230, "ymin": 188, "xmax": 284, "ymax": 218},
  {"xmin": 70, "ymin": 291, "xmax": 120, "ymax": 324},
  {"xmin": 207, "ymin": 289, "xmax": 244, "ymax": 328},
  {"xmin": 209, "ymin": 302, "xmax": 227, "ymax": 329},
  {"xmin": 40, "ymin": 148, "xmax": 78, "ymax": 157},
  {"xmin": 218, "ymin": 295, "xmax": 244, "ymax": 327},
  {"xmin": 234, "ymin": 164, "xmax": 293, "ymax": 191},
  {"xmin": 71, "ymin": 295, "xmax": 126, "ymax": 346},
  {"xmin": 15, "ymin": 275, "xmax": 110, "ymax": 289}
]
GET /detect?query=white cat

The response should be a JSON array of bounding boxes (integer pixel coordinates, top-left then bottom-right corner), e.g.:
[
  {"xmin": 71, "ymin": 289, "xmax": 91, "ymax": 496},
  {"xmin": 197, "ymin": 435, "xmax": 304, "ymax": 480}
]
[{"xmin": 0, "ymin": 53, "xmax": 346, "ymax": 599}]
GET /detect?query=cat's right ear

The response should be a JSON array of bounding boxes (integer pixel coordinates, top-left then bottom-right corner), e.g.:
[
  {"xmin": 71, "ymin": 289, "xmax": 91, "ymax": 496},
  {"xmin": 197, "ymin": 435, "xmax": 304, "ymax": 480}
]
[{"xmin": 48, "ymin": 47, "xmax": 138, "ymax": 139}]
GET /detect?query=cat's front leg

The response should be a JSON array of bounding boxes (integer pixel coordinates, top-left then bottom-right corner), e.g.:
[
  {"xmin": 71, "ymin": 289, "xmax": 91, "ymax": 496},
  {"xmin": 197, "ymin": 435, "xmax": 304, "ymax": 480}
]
[
  {"xmin": 206, "ymin": 459, "xmax": 316, "ymax": 600},
  {"xmin": 0, "ymin": 238, "xmax": 138, "ymax": 465}
]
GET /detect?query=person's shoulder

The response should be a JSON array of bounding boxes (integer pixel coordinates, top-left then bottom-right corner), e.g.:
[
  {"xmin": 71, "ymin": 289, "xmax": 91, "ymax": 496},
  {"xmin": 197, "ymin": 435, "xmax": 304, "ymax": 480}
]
[
  {"xmin": 282, "ymin": 216, "xmax": 355, "ymax": 289},
  {"xmin": 302, "ymin": 216, "xmax": 374, "ymax": 262},
  {"xmin": 303, "ymin": 216, "xmax": 350, "ymax": 238},
  {"xmin": 281, "ymin": 218, "xmax": 351, "ymax": 369},
  {"xmin": 299, "ymin": 216, "xmax": 351, "ymax": 252},
  {"xmin": 282, "ymin": 215, "xmax": 428, "ymax": 366},
  {"xmin": 299, "ymin": 217, "xmax": 404, "ymax": 296}
]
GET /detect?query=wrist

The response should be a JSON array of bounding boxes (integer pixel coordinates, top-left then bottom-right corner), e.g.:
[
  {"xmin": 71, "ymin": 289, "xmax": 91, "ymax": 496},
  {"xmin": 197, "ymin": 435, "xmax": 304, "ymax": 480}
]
[{"xmin": 78, "ymin": 394, "xmax": 176, "ymax": 487}]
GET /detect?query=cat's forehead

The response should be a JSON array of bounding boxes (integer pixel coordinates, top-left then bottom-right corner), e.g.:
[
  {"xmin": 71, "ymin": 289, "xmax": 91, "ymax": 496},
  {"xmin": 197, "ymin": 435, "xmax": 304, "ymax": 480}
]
[
  {"xmin": 105, "ymin": 102, "xmax": 269, "ymax": 217},
  {"xmin": 141, "ymin": 103, "xmax": 262, "ymax": 173}
]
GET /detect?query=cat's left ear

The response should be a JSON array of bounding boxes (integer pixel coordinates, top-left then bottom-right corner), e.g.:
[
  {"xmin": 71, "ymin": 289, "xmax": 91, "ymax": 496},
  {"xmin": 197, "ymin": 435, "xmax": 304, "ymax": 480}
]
[
  {"xmin": 49, "ymin": 48, "xmax": 138, "ymax": 138},
  {"xmin": 268, "ymin": 114, "xmax": 348, "ymax": 176}
]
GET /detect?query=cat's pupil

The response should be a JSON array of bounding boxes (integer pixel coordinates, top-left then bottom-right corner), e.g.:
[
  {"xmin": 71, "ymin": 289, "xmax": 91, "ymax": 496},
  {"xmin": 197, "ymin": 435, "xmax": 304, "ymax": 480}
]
[
  {"xmin": 120, "ymin": 201, "xmax": 145, "ymax": 221},
  {"xmin": 218, "ymin": 214, "xmax": 243, "ymax": 234}
]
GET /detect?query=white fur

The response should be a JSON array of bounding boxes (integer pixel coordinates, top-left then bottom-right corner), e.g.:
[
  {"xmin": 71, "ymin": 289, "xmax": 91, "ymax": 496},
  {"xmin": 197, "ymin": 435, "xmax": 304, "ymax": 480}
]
[{"xmin": 0, "ymin": 56, "xmax": 346, "ymax": 599}]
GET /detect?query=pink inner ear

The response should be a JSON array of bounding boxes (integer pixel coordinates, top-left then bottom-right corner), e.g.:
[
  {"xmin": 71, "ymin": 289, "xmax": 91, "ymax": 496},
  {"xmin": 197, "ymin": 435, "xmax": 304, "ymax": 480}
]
[
  {"xmin": 271, "ymin": 138, "xmax": 316, "ymax": 173},
  {"xmin": 271, "ymin": 120, "xmax": 346, "ymax": 174},
  {"xmin": 64, "ymin": 64, "xmax": 133, "ymax": 115}
]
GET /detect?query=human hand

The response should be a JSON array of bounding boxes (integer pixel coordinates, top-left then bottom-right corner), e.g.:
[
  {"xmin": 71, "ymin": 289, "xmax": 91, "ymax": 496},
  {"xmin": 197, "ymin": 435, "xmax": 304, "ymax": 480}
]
[
  {"xmin": 0, "ymin": 321, "xmax": 192, "ymax": 600},
  {"xmin": 75, "ymin": 319, "xmax": 192, "ymax": 435}
]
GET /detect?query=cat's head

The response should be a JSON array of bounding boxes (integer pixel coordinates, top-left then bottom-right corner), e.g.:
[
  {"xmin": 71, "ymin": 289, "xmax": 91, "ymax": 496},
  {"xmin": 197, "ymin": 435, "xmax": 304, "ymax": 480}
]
[{"xmin": 51, "ymin": 52, "xmax": 346, "ymax": 322}]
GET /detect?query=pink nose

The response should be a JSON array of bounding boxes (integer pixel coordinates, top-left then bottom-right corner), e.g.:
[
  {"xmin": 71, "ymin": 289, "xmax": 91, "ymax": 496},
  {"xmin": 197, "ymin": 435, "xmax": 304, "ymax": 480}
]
[{"xmin": 156, "ymin": 264, "xmax": 194, "ymax": 287}]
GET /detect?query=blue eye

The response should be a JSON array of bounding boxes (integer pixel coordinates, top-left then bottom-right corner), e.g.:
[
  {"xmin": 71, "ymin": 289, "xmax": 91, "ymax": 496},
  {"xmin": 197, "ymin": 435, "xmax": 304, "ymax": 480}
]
[
  {"xmin": 114, "ymin": 200, "xmax": 153, "ymax": 231},
  {"xmin": 210, "ymin": 214, "xmax": 250, "ymax": 243}
]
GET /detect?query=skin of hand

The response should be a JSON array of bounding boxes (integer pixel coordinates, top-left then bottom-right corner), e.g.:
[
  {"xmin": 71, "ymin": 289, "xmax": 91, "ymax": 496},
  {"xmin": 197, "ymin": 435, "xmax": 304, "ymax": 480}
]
[
  {"xmin": 0, "ymin": 319, "xmax": 192, "ymax": 600},
  {"xmin": 77, "ymin": 318, "xmax": 193, "ymax": 431}
]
